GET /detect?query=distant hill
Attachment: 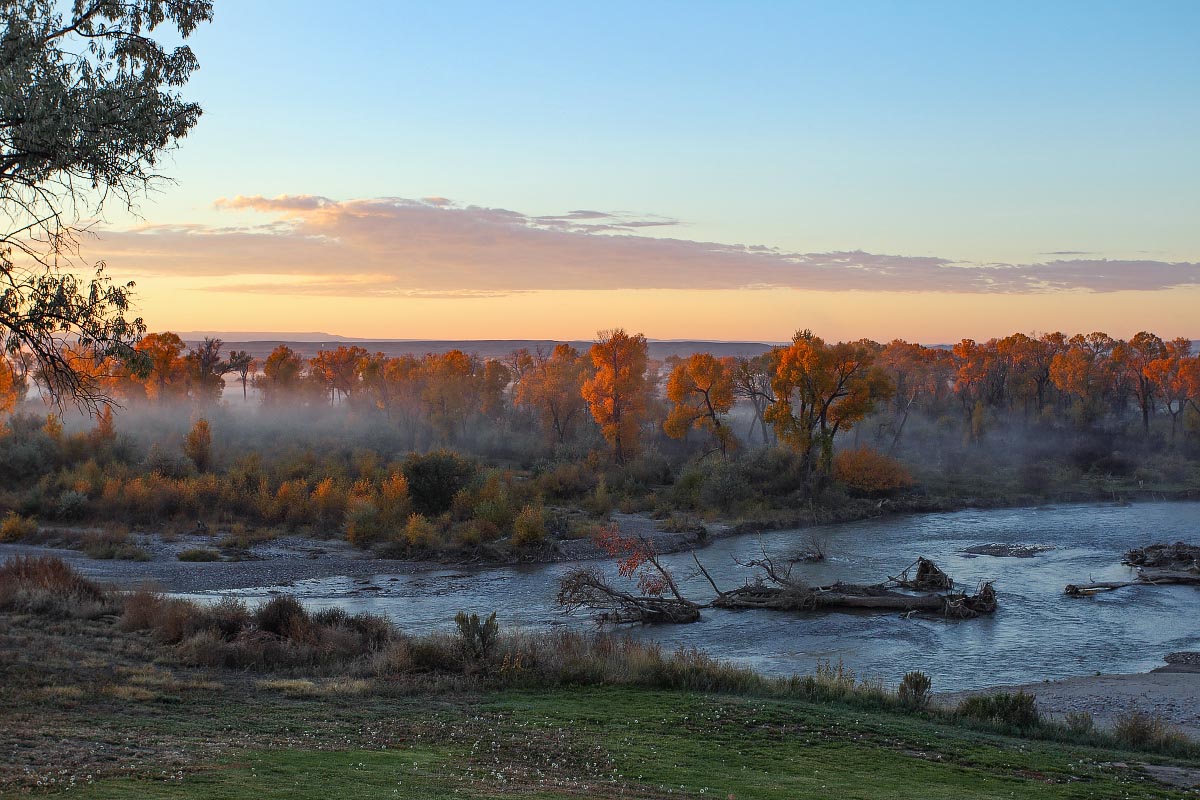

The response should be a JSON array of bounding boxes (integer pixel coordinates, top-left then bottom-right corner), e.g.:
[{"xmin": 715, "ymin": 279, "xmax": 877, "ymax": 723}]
[{"xmin": 178, "ymin": 337, "xmax": 777, "ymax": 361}]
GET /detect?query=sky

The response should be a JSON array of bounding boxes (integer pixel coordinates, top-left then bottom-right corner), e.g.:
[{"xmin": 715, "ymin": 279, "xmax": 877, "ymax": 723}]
[{"xmin": 80, "ymin": 1, "xmax": 1200, "ymax": 343}]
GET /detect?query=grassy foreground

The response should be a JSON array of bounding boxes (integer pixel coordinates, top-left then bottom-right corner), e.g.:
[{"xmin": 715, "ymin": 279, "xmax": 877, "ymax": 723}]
[
  {"xmin": 1, "ymin": 616, "xmax": 1195, "ymax": 799},
  {"xmin": 1, "ymin": 556, "xmax": 1197, "ymax": 798}
]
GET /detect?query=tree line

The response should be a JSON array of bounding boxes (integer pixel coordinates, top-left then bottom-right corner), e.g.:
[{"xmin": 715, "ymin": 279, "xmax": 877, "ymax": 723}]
[{"xmin": 4, "ymin": 327, "xmax": 1200, "ymax": 475}]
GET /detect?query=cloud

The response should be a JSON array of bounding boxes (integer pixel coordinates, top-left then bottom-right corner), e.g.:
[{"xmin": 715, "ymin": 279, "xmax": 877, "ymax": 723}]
[{"xmin": 90, "ymin": 195, "xmax": 1200, "ymax": 297}]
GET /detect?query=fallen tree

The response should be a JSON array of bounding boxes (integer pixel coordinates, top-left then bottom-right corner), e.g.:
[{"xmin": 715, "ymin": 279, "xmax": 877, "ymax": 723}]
[
  {"xmin": 704, "ymin": 555, "xmax": 996, "ymax": 619},
  {"xmin": 1065, "ymin": 542, "xmax": 1199, "ymax": 596},
  {"xmin": 556, "ymin": 526, "xmax": 700, "ymax": 624}
]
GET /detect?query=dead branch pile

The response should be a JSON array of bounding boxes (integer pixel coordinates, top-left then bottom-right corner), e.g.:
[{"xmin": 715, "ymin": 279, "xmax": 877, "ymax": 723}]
[
  {"xmin": 1065, "ymin": 541, "xmax": 1200, "ymax": 597},
  {"xmin": 709, "ymin": 555, "xmax": 996, "ymax": 619},
  {"xmin": 556, "ymin": 569, "xmax": 701, "ymax": 624},
  {"xmin": 887, "ymin": 557, "xmax": 953, "ymax": 591}
]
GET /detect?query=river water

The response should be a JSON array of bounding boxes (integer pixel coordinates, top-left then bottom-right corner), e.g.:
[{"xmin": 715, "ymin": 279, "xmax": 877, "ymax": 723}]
[{"xmin": 206, "ymin": 502, "xmax": 1200, "ymax": 691}]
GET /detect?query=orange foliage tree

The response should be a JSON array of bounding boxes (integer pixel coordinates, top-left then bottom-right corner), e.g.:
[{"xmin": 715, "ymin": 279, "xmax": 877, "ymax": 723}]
[
  {"xmin": 581, "ymin": 329, "xmax": 649, "ymax": 464},
  {"xmin": 765, "ymin": 331, "xmax": 892, "ymax": 480},
  {"xmin": 663, "ymin": 353, "xmax": 736, "ymax": 458},
  {"xmin": 515, "ymin": 344, "xmax": 589, "ymax": 444}
]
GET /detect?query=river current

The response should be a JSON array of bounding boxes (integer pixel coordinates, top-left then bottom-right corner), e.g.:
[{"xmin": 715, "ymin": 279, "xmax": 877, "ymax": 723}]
[{"xmin": 205, "ymin": 502, "xmax": 1200, "ymax": 691}]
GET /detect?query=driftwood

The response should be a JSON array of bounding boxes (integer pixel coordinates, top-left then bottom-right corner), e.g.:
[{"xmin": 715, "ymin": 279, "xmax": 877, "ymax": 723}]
[
  {"xmin": 557, "ymin": 569, "xmax": 701, "ymax": 623},
  {"xmin": 1125, "ymin": 542, "xmax": 1200, "ymax": 571},
  {"xmin": 1065, "ymin": 542, "xmax": 1200, "ymax": 597},
  {"xmin": 711, "ymin": 555, "xmax": 996, "ymax": 619},
  {"xmin": 887, "ymin": 557, "xmax": 953, "ymax": 591}
]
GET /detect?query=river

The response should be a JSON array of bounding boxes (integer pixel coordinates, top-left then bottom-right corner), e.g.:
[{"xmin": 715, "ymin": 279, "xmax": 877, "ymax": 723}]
[{"xmin": 200, "ymin": 501, "xmax": 1200, "ymax": 691}]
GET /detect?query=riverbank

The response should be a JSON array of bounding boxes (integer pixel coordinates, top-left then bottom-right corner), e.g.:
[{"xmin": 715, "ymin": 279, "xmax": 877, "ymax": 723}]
[{"xmin": 940, "ymin": 668, "xmax": 1200, "ymax": 741}]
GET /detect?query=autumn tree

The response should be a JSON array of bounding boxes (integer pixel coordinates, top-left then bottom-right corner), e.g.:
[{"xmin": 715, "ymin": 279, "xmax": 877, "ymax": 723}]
[
  {"xmin": 765, "ymin": 331, "xmax": 892, "ymax": 480},
  {"xmin": 1113, "ymin": 331, "xmax": 1166, "ymax": 434},
  {"xmin": 1144, "ymin": 338, "xmax": 1194, "ymax": 444},
  {"xmin": 422, "ymin": 350, "xmax": 480, "ymax": 441},
  {"xmin": 581, "ymin": 329, "xmax": 650, "ymax": 464},
  {"xmin": 259, "ymin": 345, "xmax": 305, "ymax": 405},
  {"xmin": 515, "ymin": 344, "xmax": 589, "ymax": 445},
  {"xmin": 310, "ymin": 345, "xmax": 368, "ymax": 404},
  {"xmin": 135, "ymin": 332, "xmax": 187, "ymax": 402},
  {"xmin": 1049, "ymin": 332, "xmax": 1116, "ymax": 424},
  {"xmin": 663, "ymin": 353, "xmax": 736, "ymax": 458}
]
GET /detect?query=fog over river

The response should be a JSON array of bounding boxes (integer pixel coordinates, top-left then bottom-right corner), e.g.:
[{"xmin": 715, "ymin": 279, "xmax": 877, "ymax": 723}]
[{"xmin": 195, "ymin": 502, "xmax": 1200, "ymax": 692}]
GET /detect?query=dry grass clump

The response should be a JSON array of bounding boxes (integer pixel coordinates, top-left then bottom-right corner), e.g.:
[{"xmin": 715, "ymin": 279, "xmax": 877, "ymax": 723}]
[
  {"xmin": 0, "ymin": 511, "xmax": 38, "ymax": 542},
  {"xmin": 119, "ymin": 591, "xmax": 396, "ymax": 670},
  {"xmin": 1112, "ymin": 710, "xmax": 1192, "ymax": 753},
  {"xmin": 0, "ymin": 555, "xmax": 113, "ymax": 618}
]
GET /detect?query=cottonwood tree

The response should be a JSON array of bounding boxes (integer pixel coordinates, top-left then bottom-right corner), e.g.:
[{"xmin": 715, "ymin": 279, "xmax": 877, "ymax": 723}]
[
  {"xmin": 514, "ymin": 343, "xmax": 589, "ymax": 445},
  {"xmin": 1, "ymin": 1, "xmax": 214, "ymax": 410},
  {"xmin": 765, "ymin": 331, "xmax": 892, "ymax": 482},
  {"xmin": 663, "ymin": 352, "xmax": 736, "ymax": 458},
  {"xmin": 581, "ymin": 329, "xmax": 649, "ymax": 464},
  {"xmin": 225, "ymin": 349, "xmax": 256, "ymax": 401}
]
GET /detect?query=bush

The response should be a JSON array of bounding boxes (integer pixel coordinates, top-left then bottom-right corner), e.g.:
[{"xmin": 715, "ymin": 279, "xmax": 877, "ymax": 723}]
[
  {"xmin": 455, "ymin": 611, "xmax": 499, "ymax": 663},
  {"xmin": 0, "ymin": 555, "xmax": 110, "ymax": 617},
  {"xmin": 403, "ymin": 513, "xmax": 440, "ymax": 550},
  {"xmin": 898, "ymin": 670, "xmax": 932, "ymax": 708},
  {"xmin": 254, "ymin": 595, "xmax": 309, "ymax": 638},
  {"xmin": 511, "ymin": 504, "xmax": 546, "ymax": 548},
  {"xmin": 402, "ymin": 450, "xmax": 476, "ymax": 516},
  {"xmin": 344, "ymin": 498, "xmax": 385, "ymax": 547},
  {"xmin": 1113, "ymin": 710, "xmax": 1191, "ymax": 751},
  {"xmin": 1064, "ymin": 710, "xmax": 1094, "ymax": 734},
  {"xmin": 956, "ymin": 691, "xmax": 1040, "ymax": 729},
  {"xmin": 0, "ymin": 511, "xmax": 38, "ymax": 542},
  {"xmin": 833, "ymin": 447, "xmax": 915, "ymax": 496},
  {"xmin": 55, "ymin": 489, "xmax": 89, "ymax": 520},
  {"xmin": 177, "ymin": 548, "xmax": 222, "ymax": 562}
]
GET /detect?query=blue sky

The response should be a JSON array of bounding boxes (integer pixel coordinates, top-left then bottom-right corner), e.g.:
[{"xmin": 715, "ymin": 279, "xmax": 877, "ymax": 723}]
[{"xmin": 99, "ymin": 1, "xmax": 1200, "ymax": 339}]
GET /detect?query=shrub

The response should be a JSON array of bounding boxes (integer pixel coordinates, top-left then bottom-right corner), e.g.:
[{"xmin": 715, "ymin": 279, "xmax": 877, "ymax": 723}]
[
  {"xmin": 184, "ymin": 418, "xmax": 212, "ymax": 471},
  {"xmin": 177, "ymin": 548, "xmax": 222, "ymax": 562},
  {"xmin": 1064, "ymin": 710, "xmax": 1094, "ymax": 734},
  {"xmin": 55, "ymin": 489, "xmax": 89, "ymax": 519},
  {"xmin": 403, "ymin": 513, "xmax": 440, "ymax": 550},
  {"xmin": 402, "ymin": 450, "xmax": 476, "ymax": 516},
  {"xmin": 1113, "ymin": 710, "xmax": 1191, "ymax": 751},
  {"xmin": 0, "ymin": 555, "xmax": 110, "ymax": 617},
  {"xmin": 455, "ymin": 611, "xmax": 499, "ymax": 663},
  {"xmin": 0, "ymin": 511, "xmax": 38, "ymax": 542},
  {"xmin": 511, "ymin": 504, "xmax": 546, "ymax": 548},
  {"xmin": 254, "ymin": 595, "xmax": 309, "ymax": 638},
  {"xmin": 833, "ymin": 447, "xmax": 915, "ymax": 496},
  {"xmin": 956, "ymin": 691, "xmax": 1040, "ymax": 729},
  {"xmin": 344, "ymin": 497, "xmax": 385, "ymax": 547},
  {"xmin": 898, "ymin": 670, "xmax": 932, "ymax": 708}
]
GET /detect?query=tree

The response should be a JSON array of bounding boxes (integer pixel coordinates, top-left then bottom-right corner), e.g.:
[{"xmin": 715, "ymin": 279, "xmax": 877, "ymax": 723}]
[
  {"xmin": 310, "ymin": 345, "xmax": 368, "ymax": 404},
  {"xmin": 185, "ymin": 337, "xmax": 225, "ymax": 404},
  {"xmin": 225, "ymin": 350, "xmax": 256, "ymax": 401},
  {"xmin": 135, "ymin": 331, "xmax": 186, "ymax": 401},
  {"xmin": 765, "ymin": 331, "xmax": 892, "ymax": 480},
  {"xmin": 1, "ymin": 1, "xmax": 214, "ymax": 409},
  {"xmin": 1113, "ymin": 331, "xmax": 1165, "ymax": 434},
  {"xmin": 581, "ymin": 329, "xmax": 649, "ymax": 464},
  {"xmin": 731, "ymin": 353, "xmax": 776, "ymax": 446},
  {"xmin": 1145, "ymin": 338, "xmax": 1194, "ymax": 445},
  {"xmin": 515, "ymin": 344, "xmax": 589, "ymax": 445},
  {"xmin": 259, "ymin": 345, "xmax": 305, "ymax": 404},
  {"xmin": 663, "ymin": 353, "xmax": 736, "ymax": 458}
]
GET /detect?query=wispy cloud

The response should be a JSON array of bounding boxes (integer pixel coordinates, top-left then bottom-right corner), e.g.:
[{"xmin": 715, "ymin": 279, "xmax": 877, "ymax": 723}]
[{"xmin": 91, "ymin": 195, "xmax": 1200, "ymax": 297}]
